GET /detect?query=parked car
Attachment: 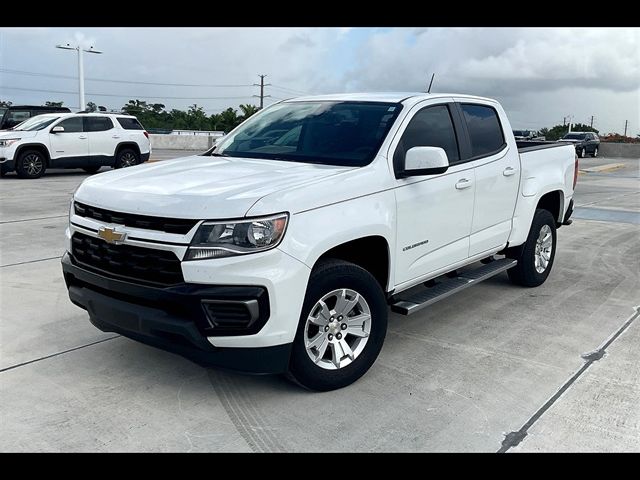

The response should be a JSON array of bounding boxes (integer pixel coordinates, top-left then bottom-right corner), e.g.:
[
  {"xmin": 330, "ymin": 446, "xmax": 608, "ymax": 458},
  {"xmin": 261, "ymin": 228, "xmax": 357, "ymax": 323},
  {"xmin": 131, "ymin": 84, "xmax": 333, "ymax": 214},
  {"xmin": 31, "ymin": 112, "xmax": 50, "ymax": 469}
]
[
  {"xmin": 513, "ymin": 129, "xmax": 545, "ymax": 141},
  {"xmin": 0, "ymin": 105, "xmax": 71, "ymax": 130},
  {"xmin": 62, "ymin": 93, "xmax": 577, "ymax": 391},
  {"xmin": 559, "ymin": 131, "xmax": 600, "ymax": 158},
  {"xmin": 0, "ymin": 112, "xmax": 151, "ymax": 178}
]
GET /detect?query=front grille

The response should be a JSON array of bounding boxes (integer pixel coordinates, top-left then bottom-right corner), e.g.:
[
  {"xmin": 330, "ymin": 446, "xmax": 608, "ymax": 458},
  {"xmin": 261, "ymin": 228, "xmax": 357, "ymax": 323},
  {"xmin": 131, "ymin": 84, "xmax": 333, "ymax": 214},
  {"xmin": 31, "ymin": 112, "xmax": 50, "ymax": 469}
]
[
  {"xmin": 74, "ymin": 201, "xmax": 198, "ymax": 235},
  {"xmin": 71, "ymin": 232, "xmax": 184, "ymax": 286}
]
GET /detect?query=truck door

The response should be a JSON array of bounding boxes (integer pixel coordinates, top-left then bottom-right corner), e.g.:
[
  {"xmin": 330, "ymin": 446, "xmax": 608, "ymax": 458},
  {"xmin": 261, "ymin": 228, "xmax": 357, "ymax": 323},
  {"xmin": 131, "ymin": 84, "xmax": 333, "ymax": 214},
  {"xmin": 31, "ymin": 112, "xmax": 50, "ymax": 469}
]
[
  {"xmin": 453, "ymin": 101, "xmax": 519, "ymax": 257},
  {"xmin": 393, "ymin": 102, "xmax": 476, "ymax": 286}
]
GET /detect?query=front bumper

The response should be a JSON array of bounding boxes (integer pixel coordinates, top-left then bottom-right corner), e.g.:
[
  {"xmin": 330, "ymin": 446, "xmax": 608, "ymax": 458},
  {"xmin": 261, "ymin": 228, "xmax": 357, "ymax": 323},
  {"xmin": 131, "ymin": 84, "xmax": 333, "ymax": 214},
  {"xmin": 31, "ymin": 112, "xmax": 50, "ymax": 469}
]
[
  {"xmin": 0, "ymin": 157, "xmax": 14, "ymax": 174},
  {"xmin": 62, "ymin": 252, "xmax": 293, "ymax": 374}
]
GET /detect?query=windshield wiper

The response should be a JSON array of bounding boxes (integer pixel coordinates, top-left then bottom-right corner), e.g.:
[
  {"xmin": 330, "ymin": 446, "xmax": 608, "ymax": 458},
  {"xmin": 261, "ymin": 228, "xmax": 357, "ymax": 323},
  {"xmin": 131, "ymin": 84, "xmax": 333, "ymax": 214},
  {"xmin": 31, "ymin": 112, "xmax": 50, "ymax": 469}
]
[{"xmin": 209, "ymin": 152, "xmax": 229, "ymax": 157}]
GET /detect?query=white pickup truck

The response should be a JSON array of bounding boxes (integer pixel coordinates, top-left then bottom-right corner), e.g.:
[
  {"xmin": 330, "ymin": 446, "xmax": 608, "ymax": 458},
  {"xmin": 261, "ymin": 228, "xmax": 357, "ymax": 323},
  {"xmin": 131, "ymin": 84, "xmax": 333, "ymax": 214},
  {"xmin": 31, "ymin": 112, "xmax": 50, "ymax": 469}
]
[{"xmin": 62, "ymin": 93, "xmax": 578, "ymax": 391}]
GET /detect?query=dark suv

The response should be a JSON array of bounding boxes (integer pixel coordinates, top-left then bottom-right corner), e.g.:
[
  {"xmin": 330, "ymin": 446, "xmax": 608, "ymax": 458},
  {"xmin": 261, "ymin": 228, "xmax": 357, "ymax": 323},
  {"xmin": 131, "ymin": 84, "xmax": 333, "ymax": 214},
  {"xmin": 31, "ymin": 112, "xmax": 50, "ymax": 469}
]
[
  {"xmin": 0, "ymin": 105, "xmax": 72, "ymax": 130},
  {"xmin": 560, "ymin": 131, "xmax": 600, "ymax": 158}
]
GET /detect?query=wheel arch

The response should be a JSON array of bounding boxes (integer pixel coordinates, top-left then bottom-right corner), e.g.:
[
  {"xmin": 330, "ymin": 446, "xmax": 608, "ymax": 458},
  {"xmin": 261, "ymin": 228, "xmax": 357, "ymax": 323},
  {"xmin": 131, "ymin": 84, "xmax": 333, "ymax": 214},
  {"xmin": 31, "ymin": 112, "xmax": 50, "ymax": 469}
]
[
  {"xmin": 536, "ymin": 189, "xmax": 564, "ymax": 224},
  {"xmin": 115, "ymin": 142, "xmax": 141, "ymax": 157},
  {"xmin": 14, "ymin": 143, "xmax": 51, "ymax": 167},
  {"xmin": 312, "ymin": 235, "xmax": 391, "ymax": 293}
]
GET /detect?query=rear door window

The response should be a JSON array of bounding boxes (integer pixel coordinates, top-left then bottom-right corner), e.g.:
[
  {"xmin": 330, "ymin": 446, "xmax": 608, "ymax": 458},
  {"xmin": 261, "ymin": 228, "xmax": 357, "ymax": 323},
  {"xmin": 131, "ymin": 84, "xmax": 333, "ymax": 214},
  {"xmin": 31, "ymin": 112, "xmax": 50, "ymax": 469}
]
[
  {"xmin": 84, "ymin": 116, "xmax": 114, "ymax": 132},
  {"xmin": 460, "ymin": 104, "xmax": 506, "ymax": 158}
]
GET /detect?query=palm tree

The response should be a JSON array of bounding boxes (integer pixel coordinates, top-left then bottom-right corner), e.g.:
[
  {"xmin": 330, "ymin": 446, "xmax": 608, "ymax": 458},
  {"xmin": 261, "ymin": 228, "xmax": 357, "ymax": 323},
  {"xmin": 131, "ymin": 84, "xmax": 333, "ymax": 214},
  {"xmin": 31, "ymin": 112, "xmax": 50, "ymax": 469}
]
[{"xmin": 238, "ymin": 104, "xmax": 260, "ymax": 121}]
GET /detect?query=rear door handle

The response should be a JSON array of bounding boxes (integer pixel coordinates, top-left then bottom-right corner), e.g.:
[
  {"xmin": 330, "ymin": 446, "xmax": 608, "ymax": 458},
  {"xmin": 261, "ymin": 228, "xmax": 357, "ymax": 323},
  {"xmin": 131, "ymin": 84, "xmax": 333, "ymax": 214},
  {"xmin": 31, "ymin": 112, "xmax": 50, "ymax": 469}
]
[
  {"xmin": 455, "ymin": 178, "xmax": 473, "ymax": 190},
  {"xmin": 112, "ymin": 135, "xmax": 121, "ymax": 139},
  {"xmin": 503, "ymin": 167, "xmax": 517, "ymax": 176},
  {"xmin": 78, "ymin": 135, "xmax": 87, "ymax": 139}
]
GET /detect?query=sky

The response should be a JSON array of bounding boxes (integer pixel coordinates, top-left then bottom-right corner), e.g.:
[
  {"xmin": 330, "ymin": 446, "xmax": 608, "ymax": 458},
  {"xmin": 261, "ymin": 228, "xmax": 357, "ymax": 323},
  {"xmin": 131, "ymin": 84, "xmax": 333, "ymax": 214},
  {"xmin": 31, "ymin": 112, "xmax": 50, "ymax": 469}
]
[{"xmin": 1, "ymin": 27, "xmax": 638, "ymax": 135}]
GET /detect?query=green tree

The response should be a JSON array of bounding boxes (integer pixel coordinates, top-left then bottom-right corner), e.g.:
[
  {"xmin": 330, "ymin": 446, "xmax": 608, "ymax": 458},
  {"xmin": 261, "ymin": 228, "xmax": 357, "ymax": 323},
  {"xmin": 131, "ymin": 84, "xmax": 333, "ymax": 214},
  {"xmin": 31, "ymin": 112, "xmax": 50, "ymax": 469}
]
[
  {"xmin": 238, "ymin": 104, "xmax": 260, "ymax": 121},
  {"xmin": 45, "ymin": 101, "xmax": 64, "ymax": 107},
  {"xmin": 217, "ymin": 107, "xmax": 240, "ymax": 133},
  {"xmin": 0, "ymin": 100, "xmax": 12, "ymax": 107},
  {"xmin": 86, "ymin": 101, "xmax": 97, "ymax": 112}
]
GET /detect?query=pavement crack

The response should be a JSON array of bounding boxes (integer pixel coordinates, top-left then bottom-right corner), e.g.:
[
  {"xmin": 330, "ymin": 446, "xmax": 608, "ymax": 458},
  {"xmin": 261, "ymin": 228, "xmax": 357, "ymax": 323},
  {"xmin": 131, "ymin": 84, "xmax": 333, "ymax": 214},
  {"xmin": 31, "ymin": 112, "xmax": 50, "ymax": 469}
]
[
  {"xmin": 498, "ymin": 305, "xmax": 639, "ymax": 453},
  {"xmin": 0, "ymin": 215, "xmax": 67, "ymax": 224},
  {"xmin": 1, "ymin": 255, "xmax": 62, "ymax": 268},
  {"xmin": 0, "ymin": 335, "xmax": 120, "ymax": 373}
]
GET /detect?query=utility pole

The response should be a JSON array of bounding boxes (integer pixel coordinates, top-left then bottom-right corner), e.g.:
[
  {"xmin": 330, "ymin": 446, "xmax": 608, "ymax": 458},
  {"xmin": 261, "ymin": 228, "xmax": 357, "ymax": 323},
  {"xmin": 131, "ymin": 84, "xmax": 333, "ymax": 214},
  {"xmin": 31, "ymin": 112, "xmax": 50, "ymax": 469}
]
[
  {"xmin": 590, "ymin": 115, "xmax": 594, "ymax": 128},
  {"xmin": 624, "ymin": 120, "xmax": 628, "ymax": 137},
  {"xmin": 253, "ymin": 74, "xmax": 271, "ymax": 110},
  {"xmin": 55, "ymin": 42, "xmax": 102, "ymax": 111},
  {"xmin": 563, "ymin": 116, "xmax": 567, "ymax": 127}
]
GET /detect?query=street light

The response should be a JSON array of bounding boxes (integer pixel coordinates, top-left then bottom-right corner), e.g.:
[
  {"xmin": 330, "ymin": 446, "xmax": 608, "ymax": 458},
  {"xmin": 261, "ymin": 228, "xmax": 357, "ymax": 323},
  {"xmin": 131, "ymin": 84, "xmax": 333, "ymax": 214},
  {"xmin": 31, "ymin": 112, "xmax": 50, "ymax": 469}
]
[{"xmin": 55, "ymin": 42, "xmax": 103, "ymax": 111}]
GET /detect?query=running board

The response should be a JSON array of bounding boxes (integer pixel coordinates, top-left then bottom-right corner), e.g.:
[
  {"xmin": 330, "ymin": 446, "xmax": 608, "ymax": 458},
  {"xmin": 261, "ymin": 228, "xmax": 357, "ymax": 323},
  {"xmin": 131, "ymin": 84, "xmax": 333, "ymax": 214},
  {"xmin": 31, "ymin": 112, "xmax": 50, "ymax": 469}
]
[{"xmin": 390, "ymin": 258, "xmax": 517, "ymax": 315}]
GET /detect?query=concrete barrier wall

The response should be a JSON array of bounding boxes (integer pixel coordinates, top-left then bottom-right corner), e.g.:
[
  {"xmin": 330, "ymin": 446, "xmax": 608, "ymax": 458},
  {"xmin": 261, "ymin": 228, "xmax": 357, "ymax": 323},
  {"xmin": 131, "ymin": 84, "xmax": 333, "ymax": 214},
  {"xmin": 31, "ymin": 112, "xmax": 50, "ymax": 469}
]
[
  {"xmin": 150, "ymin": 134, "xmax": 640, "ymax": 159},
  {"xmin": 599, "ymin": 143, "xmax": 640, "ymax": 158},
  {"xmin": 149, "ymin": 134, "xmax": 215, "ymax": 150}
]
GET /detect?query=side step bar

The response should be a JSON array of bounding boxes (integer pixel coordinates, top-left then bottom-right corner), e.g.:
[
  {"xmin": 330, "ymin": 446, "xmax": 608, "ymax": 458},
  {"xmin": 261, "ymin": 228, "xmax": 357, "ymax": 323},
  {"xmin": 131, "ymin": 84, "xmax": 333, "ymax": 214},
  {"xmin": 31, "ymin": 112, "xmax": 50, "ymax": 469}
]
[{"xmin": 390, "ymin": 258, "xmax": 517, "ymax": 315}]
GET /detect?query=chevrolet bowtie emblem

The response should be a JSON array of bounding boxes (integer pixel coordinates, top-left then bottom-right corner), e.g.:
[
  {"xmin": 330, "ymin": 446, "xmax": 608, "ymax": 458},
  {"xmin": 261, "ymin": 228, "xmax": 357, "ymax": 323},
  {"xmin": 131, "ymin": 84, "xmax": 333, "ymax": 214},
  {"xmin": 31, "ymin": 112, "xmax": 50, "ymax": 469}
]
[{"xmin": 97, "ymin": 226, "xmax": 126, "ymax": 244}]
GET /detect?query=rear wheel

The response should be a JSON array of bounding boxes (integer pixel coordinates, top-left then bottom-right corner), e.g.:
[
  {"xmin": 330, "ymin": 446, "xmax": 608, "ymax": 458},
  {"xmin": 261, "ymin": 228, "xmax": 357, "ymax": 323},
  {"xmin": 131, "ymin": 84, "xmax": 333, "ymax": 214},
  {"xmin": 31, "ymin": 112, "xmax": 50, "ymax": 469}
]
[
  {"xmin": 82, "ymin": 166, "xmax": 101, "ymax": 174},
  {"xmin": 16, "ymin": 149, "xmax": 46, "ymax": 179},
  {"xmin": 114, "ymin": 148, "xmax": 139, "ymax": 169},
  {"xmin": 288, "ymin": 259, "xmax": 388, "ymax": 391},
  {"xmin": 506, "ymin": 209, "xmax": 557, "ymax": 287}
]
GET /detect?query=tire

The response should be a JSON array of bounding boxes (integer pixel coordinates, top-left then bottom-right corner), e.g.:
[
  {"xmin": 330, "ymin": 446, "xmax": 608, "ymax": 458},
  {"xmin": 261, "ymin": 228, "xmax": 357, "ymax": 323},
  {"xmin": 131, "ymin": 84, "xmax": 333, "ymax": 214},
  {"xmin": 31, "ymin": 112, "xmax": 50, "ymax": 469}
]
[
  {"xmin": 15, "ymin": 149, "xmax": 47, "ymax": 179},
  {"xmin": 288, "ymin": 259, "xmax": 388, "ymax": 391},
  {"xmin": 114, "ymin": 148, "xmax": 139, "ymax": 169},
  {"xmin": 506, "ymin": 209, "xmax": 557, "ymax": 287},
  {"xmin": 591, "ymin": 147, "xmax": 598, "ymax": 158},
  {"xmin": 82, "ymin": 166, "xmax": 101, "ymax": 174},
  {"xmin": 579, "ymin": 147, "xmax": 586, "ymax": 158}
]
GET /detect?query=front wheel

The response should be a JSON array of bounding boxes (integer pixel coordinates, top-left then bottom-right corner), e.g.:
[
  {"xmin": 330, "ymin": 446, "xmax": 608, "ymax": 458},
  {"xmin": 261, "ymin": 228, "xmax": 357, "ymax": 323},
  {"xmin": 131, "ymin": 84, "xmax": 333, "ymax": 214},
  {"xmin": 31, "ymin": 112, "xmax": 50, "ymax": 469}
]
[
  {"xmin": 16, "ymin": 149, "xmax": 46, "ymax": 179},
  {"xmin": 288, "ymin": 259, "xmax": 388, "ymax": 391},
  {"xmin": 506, "ymin": 209, "xmax": 557, "ymax": 287},
  {"xmin": 591, "ymin": 147, "xmax": 598, "ymax": 158},
  {"xmin": 579, "ymin": 147, "xmax": 586, "ymax": 158}
]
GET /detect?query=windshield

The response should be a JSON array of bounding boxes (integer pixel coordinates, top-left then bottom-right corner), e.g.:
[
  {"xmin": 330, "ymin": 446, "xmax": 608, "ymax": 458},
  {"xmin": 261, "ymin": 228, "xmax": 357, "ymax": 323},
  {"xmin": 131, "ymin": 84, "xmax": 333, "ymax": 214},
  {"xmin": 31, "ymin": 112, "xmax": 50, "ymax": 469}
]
[
  {"xmin": 211, "ymin": 101, "xmax": 403, "ymax": 167},
  {"xmin": 0, "ymin": 107, "xmax": 6, "ymax": 119},
  {"xmin": 13, "ymin": 115, "xmax": 61, "ymax": 131},
  {"xmin": 563, "ymin": 133, "xmax": 586, "ymax": 140}
]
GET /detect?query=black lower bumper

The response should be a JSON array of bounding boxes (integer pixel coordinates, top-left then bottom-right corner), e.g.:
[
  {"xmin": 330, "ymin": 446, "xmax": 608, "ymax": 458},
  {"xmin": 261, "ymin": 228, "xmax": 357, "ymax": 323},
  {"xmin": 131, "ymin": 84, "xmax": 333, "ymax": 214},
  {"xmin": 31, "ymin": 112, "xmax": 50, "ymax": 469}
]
[
  {"xmin": 62, "ymin": 253, "xmax": 291, "ymax": 374},
  {"xmin": 0, "ymin": 158, "xmax": 14, "ymax": 174},
  {"xmin": 141, "ymin": 152, "xmax": 150, "ymax": 163}
]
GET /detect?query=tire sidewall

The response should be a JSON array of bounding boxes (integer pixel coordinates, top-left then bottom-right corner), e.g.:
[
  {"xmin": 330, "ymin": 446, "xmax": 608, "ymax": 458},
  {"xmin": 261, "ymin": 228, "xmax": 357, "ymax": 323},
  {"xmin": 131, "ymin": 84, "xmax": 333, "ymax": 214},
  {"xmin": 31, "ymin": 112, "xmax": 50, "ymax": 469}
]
[
  {"xmin": 289, "ymin": 261, "xmax": 388, "ymax": 391},
  {"xmin": 115, "ymin": 148, "xmax": 139, "ymax": 169},
  {"xmin": 593, "ymin": 147, "xmax": 598, "ymax": 158},
  {"xmin": 16, "ymin": 150, "xmax": 46, "ymax": 179},
  {"xmin": 521, "ymin": 209, "xmax": 557, "ymax": 285}
]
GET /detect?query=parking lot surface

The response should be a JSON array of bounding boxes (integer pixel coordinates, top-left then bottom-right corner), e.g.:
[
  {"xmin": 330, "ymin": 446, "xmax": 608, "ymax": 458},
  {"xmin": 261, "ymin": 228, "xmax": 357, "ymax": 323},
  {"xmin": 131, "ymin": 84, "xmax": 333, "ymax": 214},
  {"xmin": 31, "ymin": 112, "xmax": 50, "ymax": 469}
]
[{"xmin": 1, "ymin": 151, "xmax": 638, "ymax": 452}]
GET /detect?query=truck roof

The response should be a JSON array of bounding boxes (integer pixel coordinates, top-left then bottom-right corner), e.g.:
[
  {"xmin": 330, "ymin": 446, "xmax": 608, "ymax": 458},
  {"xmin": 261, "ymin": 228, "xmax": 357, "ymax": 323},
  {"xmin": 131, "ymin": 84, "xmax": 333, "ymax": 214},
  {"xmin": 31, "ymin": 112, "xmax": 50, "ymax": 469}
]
[{"xmin": 283, "ymin": 92, "xmax": 497, "ymax": 104}]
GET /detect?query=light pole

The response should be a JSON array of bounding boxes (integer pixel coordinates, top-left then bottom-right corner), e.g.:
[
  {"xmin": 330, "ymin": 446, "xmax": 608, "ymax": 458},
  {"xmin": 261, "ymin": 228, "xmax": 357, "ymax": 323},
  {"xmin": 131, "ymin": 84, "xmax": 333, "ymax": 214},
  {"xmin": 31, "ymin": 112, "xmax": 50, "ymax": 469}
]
[{"xmin": 55, "ymin": 42, "xmax": 102, "ymax": 111}]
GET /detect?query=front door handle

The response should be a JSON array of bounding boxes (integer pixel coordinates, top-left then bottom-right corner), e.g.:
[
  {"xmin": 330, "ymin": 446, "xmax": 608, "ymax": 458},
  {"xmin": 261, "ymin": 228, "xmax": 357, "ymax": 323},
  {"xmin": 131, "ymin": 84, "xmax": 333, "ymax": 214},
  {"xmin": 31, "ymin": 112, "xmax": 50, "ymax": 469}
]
[
  {"xmin": 455, "ymin": 178, "xmax": 473, "ymax": 190},
  {"xmin": 78, "ymin": 135, "xmax": 87, "ymax": 139},
  {"xmin": 503, "ymin": 167, "xmax": 517, "ymax": 176},
  {"xmin": 112, "ymin": 135, "xmax": 121, "ymax": 139}
]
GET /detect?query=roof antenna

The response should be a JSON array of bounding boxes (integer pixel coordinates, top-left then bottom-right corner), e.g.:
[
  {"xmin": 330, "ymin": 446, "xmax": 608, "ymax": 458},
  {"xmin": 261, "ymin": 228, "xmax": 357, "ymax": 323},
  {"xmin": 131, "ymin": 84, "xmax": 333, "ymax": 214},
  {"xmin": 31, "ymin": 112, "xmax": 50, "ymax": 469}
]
[{"xmin": 427, "ymin": 73, "xmax": 435, "ymax": 93}]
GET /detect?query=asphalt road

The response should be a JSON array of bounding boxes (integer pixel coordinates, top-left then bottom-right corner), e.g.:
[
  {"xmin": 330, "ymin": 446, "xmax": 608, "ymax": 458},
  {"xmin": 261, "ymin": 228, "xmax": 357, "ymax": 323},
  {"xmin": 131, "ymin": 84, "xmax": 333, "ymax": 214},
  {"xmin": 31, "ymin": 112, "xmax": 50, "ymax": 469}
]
[{"xmin": 0, "ymin": 152, "xmax": 638, "ymax": 452}]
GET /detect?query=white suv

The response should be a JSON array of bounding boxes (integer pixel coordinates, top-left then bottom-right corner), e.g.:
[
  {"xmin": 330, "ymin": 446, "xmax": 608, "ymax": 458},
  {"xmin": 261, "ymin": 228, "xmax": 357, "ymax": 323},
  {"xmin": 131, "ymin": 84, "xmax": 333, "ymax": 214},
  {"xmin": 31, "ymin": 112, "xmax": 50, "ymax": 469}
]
[{"xmin": 0, "ymin": 112, "xmax": 151, "ymax": 179}]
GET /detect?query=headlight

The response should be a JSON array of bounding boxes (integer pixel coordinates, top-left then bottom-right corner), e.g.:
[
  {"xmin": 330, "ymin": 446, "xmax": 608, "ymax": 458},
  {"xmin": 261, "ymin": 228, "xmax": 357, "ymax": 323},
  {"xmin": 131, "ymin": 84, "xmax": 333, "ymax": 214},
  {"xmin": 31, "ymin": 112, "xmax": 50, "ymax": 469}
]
[
  {"xmin": 185, "ymin": 213, "xmax": 289, "ymax": 260},
  {"xmin": 0, "ymin": 138, "xmax": 21, "ymax": 147}
]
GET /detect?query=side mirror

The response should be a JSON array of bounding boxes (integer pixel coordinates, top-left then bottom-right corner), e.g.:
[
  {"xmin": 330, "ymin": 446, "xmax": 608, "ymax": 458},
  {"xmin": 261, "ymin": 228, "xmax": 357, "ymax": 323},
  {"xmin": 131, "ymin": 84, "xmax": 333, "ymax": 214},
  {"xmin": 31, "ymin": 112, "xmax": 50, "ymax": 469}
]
[
  {"xmin": 401, "ymin": 146, "xmax": 449, "ymax": 177},
  {"xmin": 51, "ymin": 126, "xmax": 65, "ymax": 133}
]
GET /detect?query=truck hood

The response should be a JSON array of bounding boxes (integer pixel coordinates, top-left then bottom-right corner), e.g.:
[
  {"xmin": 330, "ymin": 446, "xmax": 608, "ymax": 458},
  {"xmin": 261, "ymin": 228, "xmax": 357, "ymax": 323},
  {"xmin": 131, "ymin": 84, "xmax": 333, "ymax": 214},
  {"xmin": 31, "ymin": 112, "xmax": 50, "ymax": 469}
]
[{"xmin": 74, "ymin": 155, "xmax": 355, "ymax": 219}]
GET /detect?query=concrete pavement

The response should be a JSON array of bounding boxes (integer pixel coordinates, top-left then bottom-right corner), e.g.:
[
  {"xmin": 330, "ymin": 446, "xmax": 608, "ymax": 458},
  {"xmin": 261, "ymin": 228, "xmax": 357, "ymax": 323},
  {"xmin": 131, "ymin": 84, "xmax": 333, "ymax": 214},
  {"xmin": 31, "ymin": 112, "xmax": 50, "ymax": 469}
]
[{"xmin": 0, "ymin": 154, "xmax": 638, "ymax": 452}]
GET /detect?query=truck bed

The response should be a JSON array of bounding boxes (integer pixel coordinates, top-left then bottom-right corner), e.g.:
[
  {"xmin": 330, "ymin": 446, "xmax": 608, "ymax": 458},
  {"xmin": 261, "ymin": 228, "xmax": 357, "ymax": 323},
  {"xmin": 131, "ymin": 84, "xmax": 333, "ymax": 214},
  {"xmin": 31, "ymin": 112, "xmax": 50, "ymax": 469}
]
[{"xmin": 516, "ymin": 140, "xmax": 567, "ymax": 153}]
